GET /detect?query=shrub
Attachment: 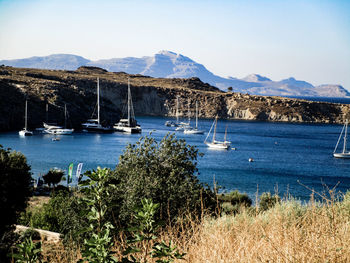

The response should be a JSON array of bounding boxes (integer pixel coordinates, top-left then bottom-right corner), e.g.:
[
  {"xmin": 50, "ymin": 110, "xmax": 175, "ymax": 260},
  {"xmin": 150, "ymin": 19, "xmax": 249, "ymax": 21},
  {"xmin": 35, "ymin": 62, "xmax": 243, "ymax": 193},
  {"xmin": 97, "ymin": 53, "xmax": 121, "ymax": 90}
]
[
  {"xmin": 42, "ymin": 168, "xmax": 64, "ymax": 188},
  {"xmin": 0, "ymin": 145, "xmax": 32, "ymax": 262},
  {"xmin": 218, "ymin": 190, "xmax": 252, "ymax": 214},
  {"xmin": 259, "ymin": 192, "xmax": 281, "ymax": 211},
  {"xmin": 109, "ymin": 134, "xmax": 216, "ymax": 225}
]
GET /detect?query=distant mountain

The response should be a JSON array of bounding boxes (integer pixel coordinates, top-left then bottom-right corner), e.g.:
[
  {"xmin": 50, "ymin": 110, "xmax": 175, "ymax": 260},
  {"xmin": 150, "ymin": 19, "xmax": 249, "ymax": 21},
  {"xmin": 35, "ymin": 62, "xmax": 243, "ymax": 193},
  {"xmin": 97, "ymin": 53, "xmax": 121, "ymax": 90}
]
[{"xmin": 1, "ymin": 51, "xmax": 348, "ymax": 97}]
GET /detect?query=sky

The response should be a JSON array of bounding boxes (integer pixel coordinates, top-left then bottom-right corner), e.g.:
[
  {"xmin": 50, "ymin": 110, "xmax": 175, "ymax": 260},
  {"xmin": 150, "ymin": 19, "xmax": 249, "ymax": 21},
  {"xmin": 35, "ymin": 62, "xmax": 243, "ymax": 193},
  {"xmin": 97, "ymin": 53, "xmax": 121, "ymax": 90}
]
[{"xmin": 0, "ymin": 0, "xmax": 349, "ymax": 90}]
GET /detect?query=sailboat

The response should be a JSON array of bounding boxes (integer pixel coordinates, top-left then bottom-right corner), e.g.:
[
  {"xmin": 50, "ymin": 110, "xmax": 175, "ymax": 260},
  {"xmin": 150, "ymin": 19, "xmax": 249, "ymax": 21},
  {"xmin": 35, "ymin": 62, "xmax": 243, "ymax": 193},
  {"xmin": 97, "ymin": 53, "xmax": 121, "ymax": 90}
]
[
  {"xmin": 81, "ymin": 78, "xmax": 113, "ymax": 132},
  {"xmin": 184, "ymin": 101, "xmax": 204, "ymax": 134},
  {"xmin": 113, "ymin": 78, "xmax": 141, "ymax": 133},
  {"xmin": 204, "ymin": 116, "xmax": 230, "ymax": 150},
  {"xmin": 333, "ymin": 119, "xmax": 350, "ymax": 158},
  {"xmin": 44, "ymin": 104, "xmax": 74, "ymax": 135},
  {"xmin": 165, "ymin": 96, "xmax": 180, "ymax": 127},
  {"xmin": 19, "ymin": 100, "xmax": 33, "ymax": 136},
  {"xmin": 43, "ymin": 103, "xmax": 62, "ymax": 130},
  {"xmin": 175, "ymin": 99, "xmax": 191, "ymax": 131}
]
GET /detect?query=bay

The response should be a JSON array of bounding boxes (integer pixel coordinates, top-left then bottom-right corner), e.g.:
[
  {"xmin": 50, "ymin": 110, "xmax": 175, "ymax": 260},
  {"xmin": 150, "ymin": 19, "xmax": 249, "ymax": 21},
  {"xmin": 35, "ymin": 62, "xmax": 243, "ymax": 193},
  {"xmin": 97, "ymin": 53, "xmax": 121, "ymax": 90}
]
[{"xmin": 1, "ymin": 116, "xmax": 350, "ymax": 201}]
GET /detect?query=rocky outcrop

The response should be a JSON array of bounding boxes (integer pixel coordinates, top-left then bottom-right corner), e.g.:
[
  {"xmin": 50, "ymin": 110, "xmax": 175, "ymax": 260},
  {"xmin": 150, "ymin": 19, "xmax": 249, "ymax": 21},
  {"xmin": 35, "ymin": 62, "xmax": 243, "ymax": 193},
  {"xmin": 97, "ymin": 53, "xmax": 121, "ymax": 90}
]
[{"xmin": 0, "ymin": 66, "xmax": 349, "ymax": 132}]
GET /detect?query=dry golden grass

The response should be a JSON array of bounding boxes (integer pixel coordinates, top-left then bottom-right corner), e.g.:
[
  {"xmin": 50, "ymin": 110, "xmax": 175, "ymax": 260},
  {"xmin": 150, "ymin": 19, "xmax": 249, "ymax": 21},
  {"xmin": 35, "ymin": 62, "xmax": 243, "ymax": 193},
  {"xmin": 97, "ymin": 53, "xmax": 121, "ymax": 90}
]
[{"xmin": 40, "ymin": 194, "xmax": 350, "ymax": 262}]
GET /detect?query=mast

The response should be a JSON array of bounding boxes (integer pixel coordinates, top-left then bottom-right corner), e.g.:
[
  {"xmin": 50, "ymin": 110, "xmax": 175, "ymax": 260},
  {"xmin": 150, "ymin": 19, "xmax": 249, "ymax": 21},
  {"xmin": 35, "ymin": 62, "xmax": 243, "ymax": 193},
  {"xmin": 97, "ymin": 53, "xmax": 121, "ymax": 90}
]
[
  {"xmin": 188, "ymin": 100, "xmax": 191, "ymax": 124},
  {"xmin": 24, "ymin": 100, "xmax": 28, "ymax": 130},
  {"xmin": 176, "ymin": 96, "xmax": 179, "ymax": 124},
  {"xmin": 195, "ymin": 101, "xmax": 198, "ymax": 129},
  {"xmin": 224, "ymin": 125, "xmax": 228, "ymax": 142},
  {"xmin": 46, "ymin": 103, "xmax": 48, "ymax": 123},
  {"xmin": 343, "ymin": 120, "xmax": 348, "ymax": 153},
  {"xmin": 64, "ymin": 104, "xmax": 67, "ymax": 129},
  {"xmin": 127, "ymin": 78, "xmax": 131, "ymax": 126},
  {"xmin": 97, "ymin": 77, "xmax": 100, "ymax": 125},
  {"xmin": 212, "ymin": 116, "xmax": 218, "ymax": 143}
]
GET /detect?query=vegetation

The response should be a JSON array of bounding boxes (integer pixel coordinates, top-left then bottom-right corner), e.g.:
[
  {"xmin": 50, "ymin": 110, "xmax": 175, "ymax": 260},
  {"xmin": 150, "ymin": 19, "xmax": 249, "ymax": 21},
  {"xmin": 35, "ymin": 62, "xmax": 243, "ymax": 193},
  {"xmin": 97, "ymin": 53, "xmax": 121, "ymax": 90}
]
[
  {"xmin": 42, "ymin": 168, "xmax": 64, "ymax": 188},
  {"xmin": 218, "ymin": 190, "xmax": 252, "ymax": 214},
  {"xmin": 109, "ymin": 134, "xmax": 216, "ymax": 225},
  {"xmin": 259, "ymin": 192, "xmax": 281, "ymax": 211},
  {"xmin": 0, "ymin": 145, "xmax": 32, "ymax": 262}
]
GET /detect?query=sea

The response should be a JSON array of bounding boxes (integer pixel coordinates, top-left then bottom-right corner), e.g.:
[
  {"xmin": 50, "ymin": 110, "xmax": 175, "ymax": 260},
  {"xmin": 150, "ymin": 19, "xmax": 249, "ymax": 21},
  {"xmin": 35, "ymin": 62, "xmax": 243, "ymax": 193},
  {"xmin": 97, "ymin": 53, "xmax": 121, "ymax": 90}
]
[{"xmin": 1, "ymin": 96, "xmax": 350, "ymax": 202}]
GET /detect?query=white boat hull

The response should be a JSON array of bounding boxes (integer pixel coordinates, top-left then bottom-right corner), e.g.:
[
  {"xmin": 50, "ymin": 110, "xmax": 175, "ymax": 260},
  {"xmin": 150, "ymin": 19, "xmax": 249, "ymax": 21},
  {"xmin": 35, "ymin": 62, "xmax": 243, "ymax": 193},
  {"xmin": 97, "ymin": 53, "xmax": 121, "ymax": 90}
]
[
  {"xmin": 205, "ymin": 142, "xmax": 230, "ymax": 150},
  {"xmin": 44, "ymin": 128, "xmax": 74, "ymax": 135},
  {"xmin": 184, "ymin": 128, "xmax": 204, "ymax": 134},
  {"xmin": 19, "ymin": 129, "xmax": 33, "ymax": 136},
  {"xmin": 333, "ymin": 152, "xmax": 350, "ymax": 158},
  {"xmin": 114, "ymin": 125, "xmax": 141, "ymax": 134}
]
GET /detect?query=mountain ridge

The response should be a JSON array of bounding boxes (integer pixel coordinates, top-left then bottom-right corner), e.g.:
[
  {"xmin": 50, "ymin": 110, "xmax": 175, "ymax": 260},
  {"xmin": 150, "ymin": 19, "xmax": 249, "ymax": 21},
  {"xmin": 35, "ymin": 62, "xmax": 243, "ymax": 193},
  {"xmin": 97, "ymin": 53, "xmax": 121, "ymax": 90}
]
[{"xmin": 1, "ymin": 51, "xmax": 348, "ymax": 97}]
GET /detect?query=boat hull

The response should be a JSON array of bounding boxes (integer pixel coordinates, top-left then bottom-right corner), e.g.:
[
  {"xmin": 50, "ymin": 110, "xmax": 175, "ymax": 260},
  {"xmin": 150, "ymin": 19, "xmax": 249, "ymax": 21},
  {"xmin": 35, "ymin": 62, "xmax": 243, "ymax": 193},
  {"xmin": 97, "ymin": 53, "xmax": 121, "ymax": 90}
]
[
  {"xmin": 44, "ymin": 128, "xmax": 74, "ymax": 135},
  {"xmin": 113, "ymin": 125, "xmax": 141, "ymax": 134},
  {"xmin": 205, "ymin": 142, "xmax": 230, "ymax": 150},
  {"xmin": 184, "ymin": 129, "xmax": 204, "ymax": 134},
  {"xmin": 19, "ymin": 129, "xmax": 33, "ymax": 136},
  {"xmin": 333, "ymin": 152, "xmax": 350, "ymax": 158}
]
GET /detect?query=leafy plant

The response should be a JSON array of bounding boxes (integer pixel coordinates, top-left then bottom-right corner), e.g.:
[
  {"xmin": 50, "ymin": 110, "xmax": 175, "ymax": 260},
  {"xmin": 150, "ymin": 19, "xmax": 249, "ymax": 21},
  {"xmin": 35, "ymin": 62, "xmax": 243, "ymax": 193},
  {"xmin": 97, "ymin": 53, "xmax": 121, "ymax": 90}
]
[
  {"xmin": 0, "ymin": 145, "xmax": 32, "ymax": 262},
  {"xmin": 111, "ymin": 134, "xmax": 216, "ymax": 226},
  {"xmin": 42, "ymin": 168, "xmax": 64, "ymax": 188},
  {"xmin": 78, "ymin": 167, "xmax": 117, "ymax": 263},
  {"xmin": 12, "ymin": 236, "xmax": 42, "ymax": 263},
  {"xmin": 122, "ymin": 199, "xmax": 185, "ymax": 263},
  {"xmin": 259, "ymin": 192, "xmax": 281, "ymax": 211},
  {"xmin": 218, "ymin": 190, "xmax": 252, "ymax": 214}
]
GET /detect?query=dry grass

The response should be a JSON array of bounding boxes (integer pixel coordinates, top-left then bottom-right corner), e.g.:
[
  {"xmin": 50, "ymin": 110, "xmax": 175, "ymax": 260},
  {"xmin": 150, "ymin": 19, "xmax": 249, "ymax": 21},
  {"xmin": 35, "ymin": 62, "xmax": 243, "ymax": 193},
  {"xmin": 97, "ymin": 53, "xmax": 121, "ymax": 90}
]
[{"xmin": 40, "ymin": 194, "xmax": 350, "ymax": 262}]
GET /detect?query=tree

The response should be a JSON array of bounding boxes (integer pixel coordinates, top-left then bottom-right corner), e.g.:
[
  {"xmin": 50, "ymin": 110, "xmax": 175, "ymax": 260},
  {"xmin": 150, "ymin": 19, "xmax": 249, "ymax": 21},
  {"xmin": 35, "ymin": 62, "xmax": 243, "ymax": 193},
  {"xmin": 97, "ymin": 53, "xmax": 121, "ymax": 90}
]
[
  {"xmin": 42, "ymin": 168, "xmax": 64, "ymax": 188},
  {"xmin": 0, "ymin": 145, "xmax": 32, "ymax": 262},
  {"xmin": 110, "ymin": 134, "xmax": 216, "ymax": 225}
]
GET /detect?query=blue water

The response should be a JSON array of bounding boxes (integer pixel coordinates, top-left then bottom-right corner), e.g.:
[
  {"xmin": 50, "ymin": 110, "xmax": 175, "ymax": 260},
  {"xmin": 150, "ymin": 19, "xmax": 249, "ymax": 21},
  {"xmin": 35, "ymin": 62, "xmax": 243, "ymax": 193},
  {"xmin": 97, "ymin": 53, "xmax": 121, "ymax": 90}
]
[{"xmin": 1, "ymin": 116, "xmax": 350, "ymax": 201}]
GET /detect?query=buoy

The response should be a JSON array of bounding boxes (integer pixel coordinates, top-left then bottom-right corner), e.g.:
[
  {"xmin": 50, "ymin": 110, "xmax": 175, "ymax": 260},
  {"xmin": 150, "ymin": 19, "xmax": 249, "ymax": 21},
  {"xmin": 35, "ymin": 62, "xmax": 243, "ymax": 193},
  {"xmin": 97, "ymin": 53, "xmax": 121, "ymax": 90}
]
[{"xmin": 249, "ymin": 158, "xmax": 254, "ymax": 162}]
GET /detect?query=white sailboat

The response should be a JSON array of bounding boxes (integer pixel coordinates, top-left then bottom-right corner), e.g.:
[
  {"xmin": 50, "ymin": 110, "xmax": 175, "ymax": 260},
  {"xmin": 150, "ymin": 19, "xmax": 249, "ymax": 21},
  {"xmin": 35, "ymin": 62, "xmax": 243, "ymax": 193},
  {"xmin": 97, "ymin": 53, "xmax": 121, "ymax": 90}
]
[
  {"xmin": 175, "ymin": 99, "xmax": 191, "ymax": 131},
  {"xmin": 44, "ymin": 104, "xmax": 74, "ymax": 135},
  {"xmin": 333, "ymin": 119, "xmax": 350, "ymax": 158},
  {"xmin": 43, "ymin": 103, "xmax": 62, "ymax": 130},
  {"xmin": 82, "ymin": 78, "xmax": 113, "ymax": 132},
  {"xmin": 204, "ymin": 116, "xmax": 230, "ymax": 150},
  {"xmin": 165, "ymin": 96, "xmax": 180, "ymax": 127},
  {"xmin": 19, "ymin": 100, "xmax": 33, "ymax": 136},
  {"xmin": 113, "ymin": 78, "xmax": 141, "ymax": 133},
  {"xmin": 184, "ymin": 101, "xmax": 204, "ymax": 134}
]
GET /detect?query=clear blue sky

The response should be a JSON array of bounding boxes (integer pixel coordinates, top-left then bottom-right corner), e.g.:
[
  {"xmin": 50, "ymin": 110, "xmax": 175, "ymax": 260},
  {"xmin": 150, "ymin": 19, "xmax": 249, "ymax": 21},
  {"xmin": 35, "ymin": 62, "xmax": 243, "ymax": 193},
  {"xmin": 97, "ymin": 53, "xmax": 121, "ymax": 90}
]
[{"xmin": 0, "ymin": 0, "xmax": 349, "ymax": 90}]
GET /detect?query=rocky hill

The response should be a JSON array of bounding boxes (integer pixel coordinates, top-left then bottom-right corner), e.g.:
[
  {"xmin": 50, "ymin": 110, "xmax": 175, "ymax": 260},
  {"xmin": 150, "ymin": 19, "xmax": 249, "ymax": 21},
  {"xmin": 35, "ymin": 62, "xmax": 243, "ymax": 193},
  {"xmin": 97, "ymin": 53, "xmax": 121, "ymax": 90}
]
[
  {"xmin": 1, "ymin": 51, "xmax": 349, "ymax": 97},
  {"xmin": 0, "ymin": 65, "xmax": 349, "ymax": 132}
]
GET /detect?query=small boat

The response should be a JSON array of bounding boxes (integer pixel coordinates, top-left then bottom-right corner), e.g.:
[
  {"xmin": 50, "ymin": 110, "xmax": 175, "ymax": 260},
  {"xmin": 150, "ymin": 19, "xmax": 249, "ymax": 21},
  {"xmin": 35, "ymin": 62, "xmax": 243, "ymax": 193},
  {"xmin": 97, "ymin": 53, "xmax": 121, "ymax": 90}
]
[
  {"xmin": 165, "ymin": 96, "xmax": 180, "ymax": 127},
  {"xmin": 333, "ymin": 119, "xmax": 350, "ymax": 158},
  {"xmin": 184, "ymin": 101, "xmax": 204, "ymax": 134},
  {"xmin": 19, "ymin": 100, "xmax": 33, "ymax": 136},
  {"xmin": 113, "ymin": 78, "xmax": 141, "ymax": 134},
  {"xmin": 204, "ymin": 116, "xmax": 230, "ymax": 150},
  {"xmin": 44, "ymin": 104, "xmax": 74, "ymax": 135},
  {"xmin": 82, "ymin": 78, "xmax": 113, "ymax": 133}
]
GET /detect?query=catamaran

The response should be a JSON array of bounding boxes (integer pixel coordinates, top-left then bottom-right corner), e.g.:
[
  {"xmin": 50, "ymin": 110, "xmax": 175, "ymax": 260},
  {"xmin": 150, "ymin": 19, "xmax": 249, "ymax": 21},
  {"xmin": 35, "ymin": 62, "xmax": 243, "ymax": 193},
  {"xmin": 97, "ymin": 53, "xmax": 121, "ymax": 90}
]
[
  {"xmin": 204, "ymin": 116, "xmax": 230, "ymax": 149},
  {"xmin": 165, "ymin": 96, "xmax": 181, "ymax": 127},
  {"xmin": 44, "ymin": 104, "xmax": 74, "ymax": 135},
  {"xmin": 113, "ymin": 78, "xmax": 141, "ymax": 133},
  {"xmin": 184, "ymin": 101, "xmax": 204, "ymax": 134},
  {"xmin": 19, "ymin": 100, "xmax": 33, "ymax": 136},
  {"xmin": 175, "ymin": 99, "xmax": 191, "ymax": 131},
  {"xmin": 333, "ymin": 119, "xmax": 350, "ymax": 158},
  {"xmin": 82, "ymin": 78, "xmax": 113, "ymax": 132}
]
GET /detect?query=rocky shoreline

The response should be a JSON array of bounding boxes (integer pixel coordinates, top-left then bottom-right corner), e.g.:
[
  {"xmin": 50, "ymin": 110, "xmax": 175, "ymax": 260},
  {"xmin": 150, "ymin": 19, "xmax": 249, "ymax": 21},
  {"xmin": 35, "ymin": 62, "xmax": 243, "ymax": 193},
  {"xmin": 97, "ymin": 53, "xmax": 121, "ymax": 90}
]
[{"xmin": 1, "ymin": 65, "xmax": 349, "ymax": 132}]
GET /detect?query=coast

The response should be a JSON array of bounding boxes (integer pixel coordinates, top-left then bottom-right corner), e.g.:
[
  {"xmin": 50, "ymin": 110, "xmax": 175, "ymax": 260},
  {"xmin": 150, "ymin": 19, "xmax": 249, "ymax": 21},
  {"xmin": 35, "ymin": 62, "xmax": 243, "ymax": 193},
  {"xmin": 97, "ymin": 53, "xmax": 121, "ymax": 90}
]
[{"xmin": 1, "ymin": 65, "xmax": 349, "ymax": 131}]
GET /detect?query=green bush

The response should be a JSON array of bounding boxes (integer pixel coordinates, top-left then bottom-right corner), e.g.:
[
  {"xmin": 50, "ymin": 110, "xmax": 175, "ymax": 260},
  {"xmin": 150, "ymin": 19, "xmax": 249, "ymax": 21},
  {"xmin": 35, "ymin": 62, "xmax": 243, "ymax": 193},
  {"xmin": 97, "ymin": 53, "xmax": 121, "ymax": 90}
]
[
  {"xmin": 109, "ymin": 134, "xmax": 216, "ymax": 225},
  {"xmin": 0, "ymin": 145, "xmax": 32, "ymax": 262},
  {"xmin": 218, "ymin": 190, "xmax": 252, "ymax": 214},
  {"xmin": 259, "ymin": 192, "xmax": 281, "ymax": 211},
  {"xmin": 42, "ymin": 168, "xmax": 64, "ymax": 188},
  {"xmin": 20, "ymin": 190, "xmax": 88, "ymax": 243}
]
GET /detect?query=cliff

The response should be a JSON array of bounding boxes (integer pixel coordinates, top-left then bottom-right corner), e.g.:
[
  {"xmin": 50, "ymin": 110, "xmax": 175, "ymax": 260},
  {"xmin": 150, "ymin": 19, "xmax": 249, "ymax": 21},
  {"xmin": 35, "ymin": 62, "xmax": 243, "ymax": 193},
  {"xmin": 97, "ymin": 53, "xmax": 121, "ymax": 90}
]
[{"xmin": 0, "ymin": 66, "xmax": 349, "ymax": 131}]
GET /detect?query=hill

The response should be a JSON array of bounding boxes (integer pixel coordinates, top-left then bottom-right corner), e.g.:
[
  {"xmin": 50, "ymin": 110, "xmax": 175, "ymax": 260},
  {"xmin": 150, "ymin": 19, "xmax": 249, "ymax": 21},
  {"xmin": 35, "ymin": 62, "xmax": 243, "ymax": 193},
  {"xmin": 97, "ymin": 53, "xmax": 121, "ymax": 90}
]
[{"xmin": 1, "ymin": 51, "xmax": 348, "ymax": 97}]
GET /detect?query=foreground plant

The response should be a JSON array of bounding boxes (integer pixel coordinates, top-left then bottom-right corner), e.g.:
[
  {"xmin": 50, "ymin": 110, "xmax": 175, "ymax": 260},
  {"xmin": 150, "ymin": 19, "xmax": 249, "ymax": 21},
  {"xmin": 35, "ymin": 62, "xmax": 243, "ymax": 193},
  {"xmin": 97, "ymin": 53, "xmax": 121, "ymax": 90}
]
[
  {"xmin": 12, "ymin": 236, "xmax": 42, "ymax": 263},
  {"xmin": 122, "ymin": 198, "xmax": 185, "ymax": 263},
  {"xmin": 78, "ymin": 167, "xmax": 117, "ymax": 263}
]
